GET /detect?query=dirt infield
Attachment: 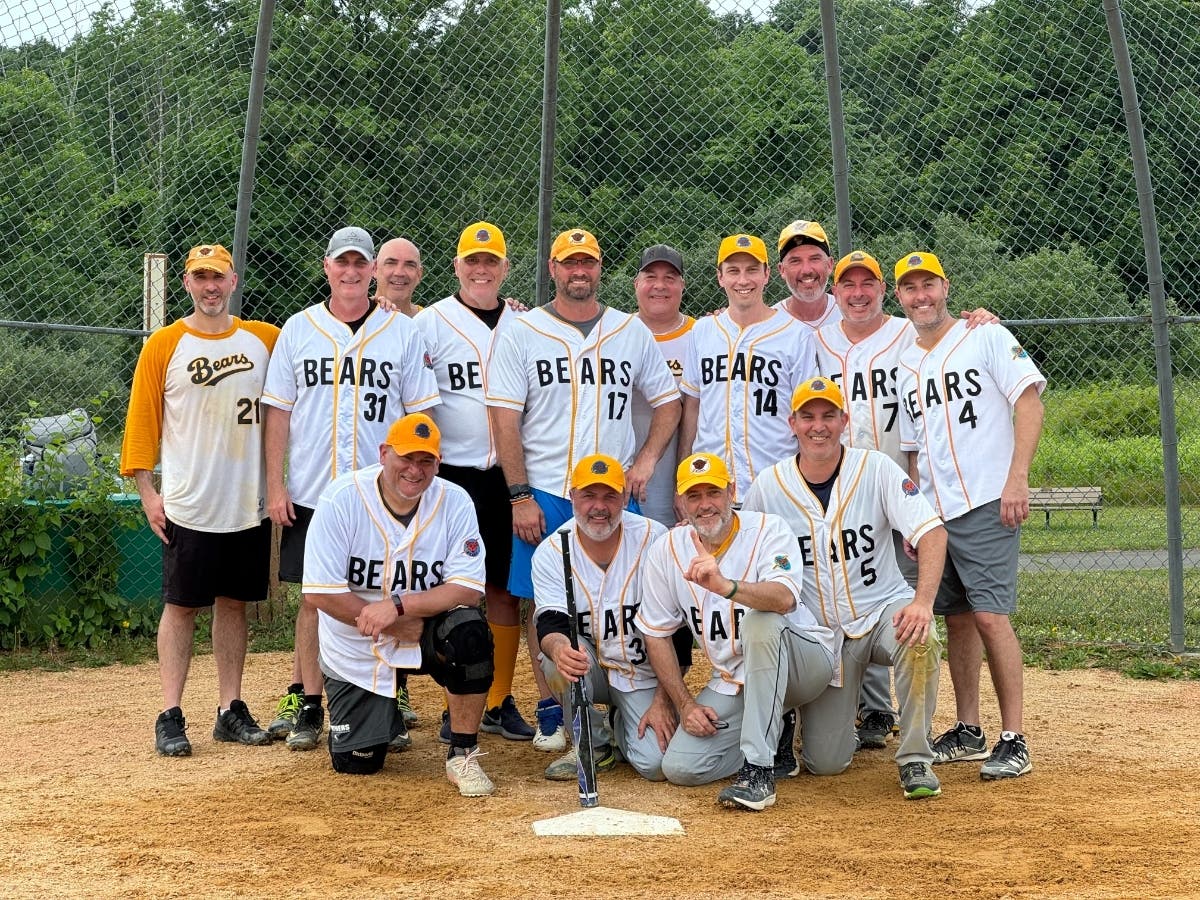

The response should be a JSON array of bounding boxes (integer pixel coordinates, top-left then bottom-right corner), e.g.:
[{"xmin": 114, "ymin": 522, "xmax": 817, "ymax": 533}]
[{"xmin": 1, "ymin": 651, "xmax": 1197, "ymax": 900}]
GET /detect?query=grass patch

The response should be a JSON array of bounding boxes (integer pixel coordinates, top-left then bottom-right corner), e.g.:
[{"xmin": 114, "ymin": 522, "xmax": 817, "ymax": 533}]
[{"xmin": 1017, "ymin": 505, "xmax": 1198, "ymax": 553}]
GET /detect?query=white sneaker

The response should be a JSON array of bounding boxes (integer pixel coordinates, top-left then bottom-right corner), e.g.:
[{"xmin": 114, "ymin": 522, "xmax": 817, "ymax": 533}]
[
  {"xmin": 445, "ymin": 747, "xmax": 495, "ymax": 797},
  {"xmin": 533, "ymin": 723, "xmax": 566, "ymax": 752}
]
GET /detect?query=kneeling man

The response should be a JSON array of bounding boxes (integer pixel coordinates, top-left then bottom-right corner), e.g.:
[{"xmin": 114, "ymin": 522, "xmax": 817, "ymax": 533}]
[
  {"xmin": 302, "ymin": 413, "xmax": 496, "ymax": 796},
  {"xmin": 637, "ymin": 453, "xmax": 835, "ymax": 808},
  {"xmin": 743, "ymin": 377, "xmax": 947, "ymax": 801}
]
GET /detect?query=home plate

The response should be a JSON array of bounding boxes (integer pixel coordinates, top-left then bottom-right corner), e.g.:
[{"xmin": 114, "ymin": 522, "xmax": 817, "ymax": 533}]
[{"xmin": 532, "ymin": 807, "xmax": 684, "ymax": 837}]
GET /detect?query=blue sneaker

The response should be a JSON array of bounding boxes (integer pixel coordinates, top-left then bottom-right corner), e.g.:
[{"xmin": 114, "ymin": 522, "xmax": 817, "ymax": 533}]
[{"xmin": 480, "ymin": 695, "xmax": 534, "ymax": 741}]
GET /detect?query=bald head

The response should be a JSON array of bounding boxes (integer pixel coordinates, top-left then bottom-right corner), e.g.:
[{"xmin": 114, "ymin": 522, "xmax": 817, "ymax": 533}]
[{"xmin": 376, "ymin": 237, "xmax": 423, "ymax": 315}]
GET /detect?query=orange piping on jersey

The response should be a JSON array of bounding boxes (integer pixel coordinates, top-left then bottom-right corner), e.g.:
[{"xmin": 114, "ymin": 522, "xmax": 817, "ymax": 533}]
[
  {"xmin": 930, "ymin": 327, "xmax": 977, "ymax": 517},
  {"xmin": 305, "ymin": 307, "xmax": 346, "ymax": 486},
  {"xmin": 831, "ymin": 452, "xmax": 870, "ymax": 623},
  {"xmin": 653, "ymin": 316, "xmax": 696, "ymax": 344},
  {"xmin": 437, "ymin": 305, "xmax": 500, "ymax": 467},
  {"xmin": 774, "ymin": 462, "xmax": 835, "ymax": 629}
]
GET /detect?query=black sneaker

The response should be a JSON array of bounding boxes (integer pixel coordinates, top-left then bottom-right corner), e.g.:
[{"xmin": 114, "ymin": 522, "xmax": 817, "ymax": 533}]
[
  {"xmin": 930, "ymin": 721, "xmax": 989, "ymax": 764},
  {"xmin": 480, "ymin": 695, "xmax": 535, "ymax": 741},
  {"xmin": 213, "ymin": 699, "xmax": 272, "ymax": 745},
  {"xmin": 437, "ymin": 709, "xmax": 451, "ymax": 745},
  {"xmin": 980, "ymin": 732, "xmax": 1032, "ymax": 780},
  {"xmin": 717, "ymin": 762, "xmax": 776, "ymax": 811},
  {"xmin": 285, "ymin": 703, "xmax": 324, "ymax": 751},
  {"xmin": 857, "ymin": 710, "xmax": 896, "ymax": 750},
  {"xmin": 155, "ymin": 707, "xmax": 192, "ymax": 757},
  {"xmin": 773, "ymin": 709, "xmax": 800, "ymax": 778}
]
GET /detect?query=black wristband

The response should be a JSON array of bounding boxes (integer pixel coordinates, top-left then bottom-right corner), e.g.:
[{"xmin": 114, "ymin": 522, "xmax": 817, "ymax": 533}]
[{"xmin": 508, "ymin": 482, "xmax": 532, "ymax": 499}]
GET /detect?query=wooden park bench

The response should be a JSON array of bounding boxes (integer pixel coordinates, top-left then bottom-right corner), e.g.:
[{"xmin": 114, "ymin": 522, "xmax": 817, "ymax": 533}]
[{"xmin": 1029, "ymin": 486, "xmax": 1103, "ymax": 528}]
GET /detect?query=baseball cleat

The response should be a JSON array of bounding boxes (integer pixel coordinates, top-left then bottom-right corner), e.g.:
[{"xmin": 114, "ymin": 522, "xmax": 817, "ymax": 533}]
[
  {"xmin": 930, "ymin": 721, "xmax": 988, "ymax": 764},
  {"xmin": 980, "ymin": 733, "xmax": 1032, "ymax": 780},
  {"xmin": 437, "ymin": 709, "xmax": 451, "ymax": 745},
  {"xmin": 533, "ymin": 699, "xmax": 566, "ymax": 752},
  {"xmin": 155, "ymin": 707, "xmax": 192, "ymax": 757},
  {"xmin": 718, "ymin": 762, "xmax": 776, "ymax": 811},
  {"xmin": 899, "ymin": 761, "xmax": 942, "ymax": 799},
  {"xmin": 396, "ymin": 684, "xmax": 418, "ymax": 728},
  {"xmin": 213, "ymin": 699, "xmax": 271, "ymax": 745},
  {"xmin": 773, "ymin": 709, "xmax": 800, "ymax": 778}
]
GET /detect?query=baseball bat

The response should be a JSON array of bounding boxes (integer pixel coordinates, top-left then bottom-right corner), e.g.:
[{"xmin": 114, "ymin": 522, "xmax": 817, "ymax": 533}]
[{"xmin": 558, "ymin": 528, "xmax": 599, "ymax": 808}]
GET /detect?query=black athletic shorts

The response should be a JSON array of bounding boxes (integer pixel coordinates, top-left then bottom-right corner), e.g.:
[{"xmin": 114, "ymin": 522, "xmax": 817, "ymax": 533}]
[
  {"xmin": 436, "ymin": 464, "xmax": 511, "ymax": 589},
  {"xmin": 162, "ymin": 517, "xmax": 271, "ymax": 608},
  {"xmin": 324, "ymin": 673, "xmax": 402, "ymax": 754},
  {"xmin": 278, "ymin": 504, "xmax": 315, "ymax": 584}
]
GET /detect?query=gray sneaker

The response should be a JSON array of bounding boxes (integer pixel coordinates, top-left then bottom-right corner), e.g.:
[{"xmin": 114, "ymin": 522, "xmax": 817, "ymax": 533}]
[
  {"xmin": 980, "ymin": 733, "xmax": 1032, "ymax": 780},
  {"xmin": 267, "ymin": 689, "xmax": 302, "ymax": 740},
  {"xmin": 285, "ymin": 703, "xmax": 324, "ymax": 751},
  {"xmin": 155, "ymin": 707, "xmax": 192, "ymax": 757},
  {"xmin": 930, "ymin": 721, "xmax": 988, "ymax": 764},
  {"xmin": 213, "ymin": 699, "xmax": 271, "ymax": 745},
  {"xmin": 718, "ymin": 762, "xmax": 777, "ymax": 811},
  {"xmin": 387, "ymin": 717, "xmax": 412, "ymax": 753},
  {"xmin": 899, "ymin": 761, "xmax": 942, "ymax": 799}
]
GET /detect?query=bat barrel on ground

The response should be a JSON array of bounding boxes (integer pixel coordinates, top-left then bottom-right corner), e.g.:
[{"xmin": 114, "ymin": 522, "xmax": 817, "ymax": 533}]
[{"xmin": 558, "ymin": 528, "xmax": 599, "ymax": 808}]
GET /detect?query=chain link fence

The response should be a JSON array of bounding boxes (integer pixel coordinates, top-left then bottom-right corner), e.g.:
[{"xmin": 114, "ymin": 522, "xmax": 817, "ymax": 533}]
[{"xmin": 0, "ymin": 0, "xmax": 1196, "ymax": 652}]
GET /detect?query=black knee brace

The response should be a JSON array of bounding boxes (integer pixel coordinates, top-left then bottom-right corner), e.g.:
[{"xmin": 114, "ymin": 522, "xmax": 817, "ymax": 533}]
[
  {"xmin": 423, "ymin": 606, "xmax": 494, "ymax": 695},
  {"xmin": 330, "ymin": 743, "xmax": 388, "ymax": 775}
]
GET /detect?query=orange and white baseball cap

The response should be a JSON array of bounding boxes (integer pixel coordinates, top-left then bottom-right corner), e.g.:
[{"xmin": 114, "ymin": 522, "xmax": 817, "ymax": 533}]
[
  {"xmin": 790, "ymin": 376, "xmax": 845, "ymax": 412},
  {"xmin": 550, "ymin": 228, "xmax": 601, "ymax": 261},
  {"xmin": 833, "ymin": 250, "xmax": 883, "ymax": 284},
  {"xmin": 676, "ymin": 453, "xmax": 732, "ymax": 495},
  {"xmin": 717, "ymin": 234, "xmax": 768, "ymax": 266},
  {"xmin": 385, "ymin": 413, "xmax": 441, "ymax": 459},
  {"xmin": 457, "ymin": 221, "xmax": 507, "ymax": 260},
  {"xmin": 570, "ymin": 454, "xmax": 625, "ymax": 493},
  {"xmin": 894, "ymin": 251, "xmax": 947, "ymax": 283},
  {"xmin": 185, "ymin": 244, "xmax": 234, "ymax": 275}
]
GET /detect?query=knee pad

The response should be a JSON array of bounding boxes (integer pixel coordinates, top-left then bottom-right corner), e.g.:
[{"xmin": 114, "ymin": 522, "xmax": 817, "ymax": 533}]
[
  {"xmin": 424, "ymin": 606, "xmax": 494, "ymax": 695},
  {"xmin": 330, "ymin": 743, "xmax": 388, "ymax": 775}
]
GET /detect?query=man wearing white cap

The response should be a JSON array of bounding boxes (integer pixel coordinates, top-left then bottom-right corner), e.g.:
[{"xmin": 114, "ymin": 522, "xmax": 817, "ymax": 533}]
[{"xmin": 261, "ymin": 226, "xmax": 441, "ymax": 751}]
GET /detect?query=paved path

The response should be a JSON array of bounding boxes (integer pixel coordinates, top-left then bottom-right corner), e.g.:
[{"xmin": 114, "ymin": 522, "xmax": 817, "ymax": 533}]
[{"xmin": 1018, "ymin": 549, "xmax": 1200, "ymax": 572}]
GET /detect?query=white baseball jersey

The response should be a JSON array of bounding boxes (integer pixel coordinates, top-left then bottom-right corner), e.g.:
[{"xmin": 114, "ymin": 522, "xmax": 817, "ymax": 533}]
[
  {"xmin": 262, "ymin": 303, "xmax": 441, "ymax": 508},
  {"xmin": 815, "ymin": 315, "xmax": 915, "ymax": 465},
  {"xmin": 637, "ymin": 511, "xmax": 828, "ymax": 695},
  {"xmin": 414, "ymin": 296, "xmax": 516, "ymax": 469},
  {"xmin": 486, "ymin": 306, "xmax": 679, "ymax": 498},
  {"xmin": 531, "ymin": 510, "xmax": 667, "ymax": 692},
  {"xmin": 681, "ymin": 309, "xmax": 818, "ymax": 501},
  {"xmin": 743, "ymin": 448, "xmax": 941, "ymax": 685},
  {"xmin": 303, "ymin": 469, "xmax": 486, "ymax": 696},
  {"xmin": 898, "ymin": 321, "xmax": 1046, "ymax": 521},
  {"xmin": 632, "ymin": 316, "xmax": 695, "ymax": 525},
  {"xmin": 121, "ymin": 318, "xmax": 279, "ymax": 532},
  {"xmin": 774, "ymin": 293, "xmax": 841, "ymax": 330}
]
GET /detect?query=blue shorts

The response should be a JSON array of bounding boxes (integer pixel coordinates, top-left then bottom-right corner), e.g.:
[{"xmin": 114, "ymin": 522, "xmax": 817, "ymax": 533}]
[{"xmin": 507, "ymin": 488, "xmax": 641, "ymax": 599}]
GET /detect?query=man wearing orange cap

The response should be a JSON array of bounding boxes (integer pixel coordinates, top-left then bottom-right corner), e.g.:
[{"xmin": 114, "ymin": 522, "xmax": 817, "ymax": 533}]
[
  {"xmin": 416, "ymin": 222, "xmax": 553, "ymax": 746},
  {"xmin": 122, "ymin": 243, "xmax": 279, "ymax": 757},
  {"xmin": 744, "ymin": 377, "xmax": 948, "ymax": 802},
  {"xmin": 532, "ymin": 454, "xmax": 686, "ymax": 782},
  {"xmin": 637, "ymin": 453, "xmax": 833, "ymax": 807},
  {"xmin": 302, "ymin": 413, "xmax": 496, "ymax": 795},
  {"xmin": 679, "ymin": 234, "xmax": 818, "ymax": 504},
  {"xmin": 814, "ymin": 251, "xmax": 997, "ymax": 750},
  {"xmin": 486, "ymin": 228, "xmax": 680, "ymax": 605},
  {"xmin": 894, "ymin": 251, "xmax": 1045, "ymax": 781}
]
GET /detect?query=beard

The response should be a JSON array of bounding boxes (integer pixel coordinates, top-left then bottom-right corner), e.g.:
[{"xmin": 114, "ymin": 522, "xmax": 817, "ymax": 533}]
[
  {"xmin": 691, "ymin": 505, "xmax": 733, "ymax": 543},
  {"xmin": 577, "ymin": 514, "xmax": 620, "ymax": 542}
]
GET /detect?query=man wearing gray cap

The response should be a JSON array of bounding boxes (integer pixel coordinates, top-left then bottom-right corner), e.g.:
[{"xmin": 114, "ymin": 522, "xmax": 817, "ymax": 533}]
[
  {"xmin": 261, "ymin": 226, "xmax": 441, "ymax": 752},
  {"xmin": 632, "ymin": 244, "xmax": 694, "ymax": 527}
]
